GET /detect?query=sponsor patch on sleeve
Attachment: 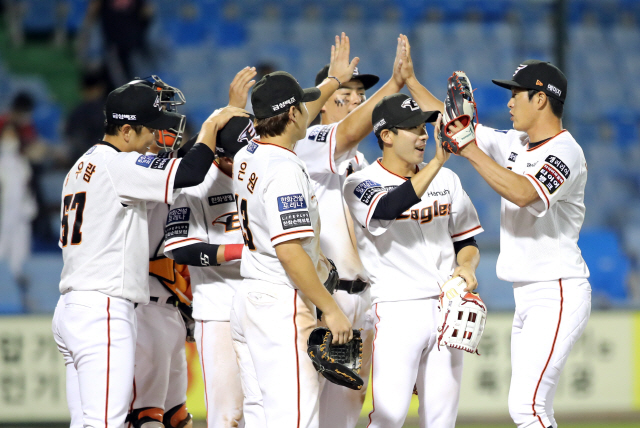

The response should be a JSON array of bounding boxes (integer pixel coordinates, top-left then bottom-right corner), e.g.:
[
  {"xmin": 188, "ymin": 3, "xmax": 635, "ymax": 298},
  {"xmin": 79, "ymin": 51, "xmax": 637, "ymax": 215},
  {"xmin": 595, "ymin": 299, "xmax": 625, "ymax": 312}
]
[
  {"xmin": 150, "ymin": 157, "xmax": 171, "ymax": 170},
  {"xmin": 534, "ymin": 164, "xmax": 565, "ymax": 194},
  {"xmin": 308, "ymin": 125, "xmax": 331, "ymax": 143},
  {"xmin": 208, "ymin": 193, "xmax": 235, "ymax": 206},
  {"xmin": 165, "ymin": 223, "xmax": 189, "ymax": 239},
  {"xmin": 167, "ymin": 207, "xmax": 190, "ymax": 224},
  {"xmin": 545, "ymin": 155, "xmax": 570, "ymax": 178},
  {"xmin": 280, "ymin": 212, "xmax": 312, "ymax": 230},
  {"xmin": 277, "ymin": 194, "xmax": 307, "ymax": 212},
  {"xmin": 247, "ymin": 140, "xmax": 258, "ymax": 153},
  {"xmin": 135, "ymin": 155, "xmax": 154, "ymax": 167},
  {"xmin": 353, "ymin": 179, "xmax": 383, "ymax": 199},
  {"xmin": 508, "ymin": 152, "xmax": 518, "ymax": 162},
  {"xmin": 360, "ymin": 187, "xmax": 385, "ymax": 205}
]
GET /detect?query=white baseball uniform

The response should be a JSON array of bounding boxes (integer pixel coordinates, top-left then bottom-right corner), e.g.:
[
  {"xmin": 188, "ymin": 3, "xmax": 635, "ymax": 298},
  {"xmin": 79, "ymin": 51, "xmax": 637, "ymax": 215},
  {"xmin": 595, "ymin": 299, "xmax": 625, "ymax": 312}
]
[
  {"xmin": 164, "ymin": 161, "xmax": 250, "ymax": 428},
  {"xmin": 52, "ymin": 143, "xmax": 180, "ymax": 427},
  {"xmin": 128, "ymin": 149, "xmax": 189, "ymax": 424},
  {"xmin": 295, "ymin": 123, "xmax": 373, "ymax": 428},
  {"xmin": 475, "ymin": 125, "xmax": 591, "ymax": 428},
  {"xmin": 231, "ymin": 140, "xmax": 322, "ymax": 428},
  {"xmin": 344, "ymin": 160, "xmax": 483, "ymax": 428}
]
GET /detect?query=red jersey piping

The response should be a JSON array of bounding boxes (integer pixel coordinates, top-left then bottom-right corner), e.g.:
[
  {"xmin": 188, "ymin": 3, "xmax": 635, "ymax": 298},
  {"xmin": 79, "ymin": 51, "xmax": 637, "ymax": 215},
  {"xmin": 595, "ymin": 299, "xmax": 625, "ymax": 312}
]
[{"xmin": 255, "ymin": 139, "xmax": 296, "ymax": 155}]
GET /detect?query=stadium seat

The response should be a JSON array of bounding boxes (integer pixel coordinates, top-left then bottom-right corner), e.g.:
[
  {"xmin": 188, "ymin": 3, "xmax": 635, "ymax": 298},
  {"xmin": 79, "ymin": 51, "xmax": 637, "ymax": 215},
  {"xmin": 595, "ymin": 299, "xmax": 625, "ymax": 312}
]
[{"xmin": 578, "ymin": 229, "xmax": 630, "ymax": 303}]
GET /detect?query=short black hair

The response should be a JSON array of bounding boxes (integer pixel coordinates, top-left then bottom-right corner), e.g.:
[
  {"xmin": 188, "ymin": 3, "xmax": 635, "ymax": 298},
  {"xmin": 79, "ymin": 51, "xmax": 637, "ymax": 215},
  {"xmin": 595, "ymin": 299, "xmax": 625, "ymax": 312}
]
[
  {"xmin": 527, "ymin": 89, "xmax": 563, "ymax": 119},
  {"xmin": 377, "ymin": 127, "xmax": 398, "ymax": 150},
  {"xmin": 104, "ymin": 123, "xmax": 144, "ymax": 136}
]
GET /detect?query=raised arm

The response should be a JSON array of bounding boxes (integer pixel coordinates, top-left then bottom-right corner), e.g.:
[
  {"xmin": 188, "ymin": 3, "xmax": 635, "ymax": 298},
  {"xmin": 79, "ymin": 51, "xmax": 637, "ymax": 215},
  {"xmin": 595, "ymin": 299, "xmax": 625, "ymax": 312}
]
[
  {"xmin": 333, "ymin": 35, "xmax": 406, "ymax": 159},
  {"xmin": 399, "ymin": 35, "xmax": 443, "ymax": 113},
  {"xmin": 228, "ymin": 67, "xmax": 257, "ymax": 109},
  {"xmin": 306, "ymin": 33, "xmax": 360, "ymax": 122}
]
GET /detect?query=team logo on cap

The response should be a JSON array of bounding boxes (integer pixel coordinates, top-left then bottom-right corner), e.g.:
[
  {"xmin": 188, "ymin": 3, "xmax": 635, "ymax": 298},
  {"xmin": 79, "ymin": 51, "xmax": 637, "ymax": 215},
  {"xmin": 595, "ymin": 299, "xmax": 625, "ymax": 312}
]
[
  {"xmin": 513, "ymin": 64, "xmax": 528, "ymax": 76},
  {"xmin": 373, "ymin": 118, "xmax": 386, "ymax": 133},
  {"xmin": 547, "ymin": 84, "xmax": 562, "ymax": 97},
  {"xmin": 401, "ymin": 98, "xmax": 420, "ymax": 111},
  {"xmin": 238, "ymin": 121, "xmax": 257, "ymax": 144},
  {"xmin": 153, "ymin": 95, "xmax": 161, "ymax": 110},
  {"xmin": 113, "ymin": 113, "xmax": 137, "ymax": 120},
  {"xmin": 272, "ymin": 96, "xmax": 296, "ymax": 112},
  {"xmin": 353, "ymin": 67, "xmax": 360, "ymax": 76}
]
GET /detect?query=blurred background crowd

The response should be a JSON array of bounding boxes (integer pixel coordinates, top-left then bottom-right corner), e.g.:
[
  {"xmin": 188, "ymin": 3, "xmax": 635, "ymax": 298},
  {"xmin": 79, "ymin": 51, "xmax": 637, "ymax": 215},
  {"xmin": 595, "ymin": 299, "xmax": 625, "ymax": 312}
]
[{"xmin": 0, "ymin": 0, "xmax": 638, "ymax": 315}]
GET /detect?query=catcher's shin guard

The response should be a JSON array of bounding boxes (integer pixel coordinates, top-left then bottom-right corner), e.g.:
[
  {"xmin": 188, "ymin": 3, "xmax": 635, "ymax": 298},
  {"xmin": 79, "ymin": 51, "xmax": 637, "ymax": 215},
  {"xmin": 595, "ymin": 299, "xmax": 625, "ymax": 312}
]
[
  {"xmin": 163, "ymin": 403, "xmax": 193, "ymax": 428},
  {"xmin": 126, "ymin": 407, "xmax": 165, "ymax": 428}
]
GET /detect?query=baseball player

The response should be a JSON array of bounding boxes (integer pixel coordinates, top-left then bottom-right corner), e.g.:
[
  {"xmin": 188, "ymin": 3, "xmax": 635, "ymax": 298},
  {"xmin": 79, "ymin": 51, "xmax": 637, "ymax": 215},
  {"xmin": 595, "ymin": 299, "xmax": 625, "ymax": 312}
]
[
  {"xmin": 293, "ymin": 35, "xmax": 410, "ymax": 428},
  {"xmin": 446, "ymin": 60, "xmax": 591, "ymax": 428},
  {"xmin": 125, "ymin": 76, "xmax": 195, "ymax": 428},
  {"xmin": 51, "ymin": 80, "xmax": 248, "ymax": 428},
  {"xmin": 343, "ymin": 92, "xmax": 482, "ymax": 428},
  {"xmin": 230, "ymin": 36, "xmax": 359, "ymax": 426},
  {"xmin": 163, "ymin": 68, "xmax": 261, "ymax": 428}
]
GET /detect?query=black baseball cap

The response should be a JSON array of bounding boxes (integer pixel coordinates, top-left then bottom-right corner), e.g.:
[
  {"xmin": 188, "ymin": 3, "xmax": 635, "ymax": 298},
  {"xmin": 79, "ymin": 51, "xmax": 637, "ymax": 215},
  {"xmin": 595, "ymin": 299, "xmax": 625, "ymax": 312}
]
[
  {"xmin": 105, "ymin": 83, "xmax": 183, "ymax": 129},
  {"xmin": 251, "ymin": 71, "xmax": 320, "ymax": 119},
  {"xmin": 315, "ymin": 64, "xmax": 380, "ymax": 90},
  {"xmin": 492, "ymin": 60, "xmax": 568, "ymax": 103},
  {"xmin": 216, "ymin": 115, "xmax": 256, "ymax": 158},
  {"xmin": 372, "ymin": 94, "xmax": 439, "ymax": 137}
]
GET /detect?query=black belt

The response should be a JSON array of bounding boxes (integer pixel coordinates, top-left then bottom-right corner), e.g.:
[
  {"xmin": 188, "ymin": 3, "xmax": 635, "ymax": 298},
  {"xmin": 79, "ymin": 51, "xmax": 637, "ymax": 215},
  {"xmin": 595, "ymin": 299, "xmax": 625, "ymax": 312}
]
[
  {"xmin": 336, "ymin": 279, "xmax": 368, "ymax": 294},
  {"xmin": 150, "ymin": 296, "xmax": 179, "ymax": 306}
]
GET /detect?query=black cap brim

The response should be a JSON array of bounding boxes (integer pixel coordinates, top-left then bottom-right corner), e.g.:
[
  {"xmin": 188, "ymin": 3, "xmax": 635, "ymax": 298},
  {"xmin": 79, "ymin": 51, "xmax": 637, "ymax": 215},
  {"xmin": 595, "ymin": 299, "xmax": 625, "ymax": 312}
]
[
  {"xmin": 351, "ymin": 74, "xmax": 380, "ymax": 90},
  {"xmin": 144, "ymin": 110, "xmax": 183, "ymax": 130},
  {"xmin": 492, "ymin": 79, "xmax": 528, "ymax": 91},
  {"xmin": 302, "ymin": 87, "xmax": 321, "ymax": 103},
  {"xmin": 396, "ymin": 110, "xmax": 440, "ymax": 128}
]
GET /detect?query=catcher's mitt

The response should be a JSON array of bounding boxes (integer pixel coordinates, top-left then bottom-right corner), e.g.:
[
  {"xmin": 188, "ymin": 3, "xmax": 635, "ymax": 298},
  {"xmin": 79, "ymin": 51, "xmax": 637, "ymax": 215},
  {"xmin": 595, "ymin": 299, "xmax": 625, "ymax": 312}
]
[
  {"xmin": 437, "ymin": 276, "xmax": 487, "ymax": 354},
  {"xmin": 307, "ymin": 327, "xmax": 364, "ymax": 390},
  {"xmin": 440, "ymin": 71, "xmax": 478, "ymax": 154},
  {"xmin": 317, "ymin": 258, "xmax": 339, "ymax": 321}
]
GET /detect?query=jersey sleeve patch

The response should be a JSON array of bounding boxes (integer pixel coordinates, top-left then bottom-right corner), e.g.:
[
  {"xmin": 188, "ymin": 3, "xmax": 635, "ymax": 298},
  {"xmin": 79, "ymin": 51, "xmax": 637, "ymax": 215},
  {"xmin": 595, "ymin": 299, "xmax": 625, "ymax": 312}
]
[
  {"xmin": 545, "ymin": 155, "xmax": 570, "ymax": 178},
  {"xmin": 353, "ymin": 179, "xmax": 384, "ymax": 205},
  {"xmin": 150, "ymin": 157, "xmax": 171, "ymax": 170},
  {"xmin": 277, "ymin": 194, "xmax": 307, "ymax": 212},
  {"xmin": 247, "ymin": 140, "xmax": 258, "ymax": 153},
  {"xmin": 508, "ymin": 152, "xmax": 518, "ymax": 162},
  {"xmin": 136, "ymin": 154, "xmax": 155, "ymax": 167},
  {"xmin": 208, "ymin": 193, "xmax": 235, "ymax": 206},
  {"xmin": 280, "ymin": 212, "xmax": 311, "ymax": 229},
  {"xmin": 534, "ymin": 164, "xmax": 565, "ymax": 194},
  {"xmin": 165, "ymin": 223, "xmax": 189, "ymax": 239},
  {"xmin": 308, "ymin": 125, "xmax": 331, "ymax": 143},
  {"xmin": 167, "ymin": 207, "xmax": 191, "ymax": 224}
]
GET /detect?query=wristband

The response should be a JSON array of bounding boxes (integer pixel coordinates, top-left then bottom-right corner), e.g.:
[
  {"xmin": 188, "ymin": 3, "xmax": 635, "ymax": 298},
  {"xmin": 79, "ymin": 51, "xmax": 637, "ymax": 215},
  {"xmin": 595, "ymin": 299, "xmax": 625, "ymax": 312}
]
[
  {"xmin": 223, "ymin": 244, "xmax": 244, "ymax": 262},
  {"xmin": 327, "ymin": 76, "xmax": 341, "ymax": 87}
]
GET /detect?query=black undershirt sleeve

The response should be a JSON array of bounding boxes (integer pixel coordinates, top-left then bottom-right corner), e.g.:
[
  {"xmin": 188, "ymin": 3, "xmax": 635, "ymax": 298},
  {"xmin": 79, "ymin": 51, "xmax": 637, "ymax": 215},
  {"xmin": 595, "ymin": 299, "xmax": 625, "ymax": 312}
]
[
  {"xmin": 173, "ymin": 143, "xmax": 214, "ymax": 189},
  {"xmin": 171, "ymin": 243, "xmax": 220, "ymax": 267},
  {"xmin": 453, "ymin": 236, "xmax": 478, "ymax": 255},
  {"xmin": 371, "ymin": 179, "xmax": 421, "ymax": 221}
]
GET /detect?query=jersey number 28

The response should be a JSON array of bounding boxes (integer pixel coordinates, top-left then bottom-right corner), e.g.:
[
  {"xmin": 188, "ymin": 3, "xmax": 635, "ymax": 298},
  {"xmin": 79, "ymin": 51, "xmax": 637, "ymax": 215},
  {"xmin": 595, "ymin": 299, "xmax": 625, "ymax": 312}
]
[{"xmin": 236, "ymin": 196, "xmax": 256, "ymax": 250}]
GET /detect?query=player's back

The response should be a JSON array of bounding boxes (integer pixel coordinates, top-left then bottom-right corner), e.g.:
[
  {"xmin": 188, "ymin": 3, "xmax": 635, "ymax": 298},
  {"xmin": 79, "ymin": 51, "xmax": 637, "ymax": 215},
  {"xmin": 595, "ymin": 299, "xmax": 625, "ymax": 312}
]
[
  {"xmin": 233, "ymin": 139, "xmax": 321, "ymax": 287},
  {"xmin": 59, "ymin": 143, "xmax": 179, "ymax": 303}
]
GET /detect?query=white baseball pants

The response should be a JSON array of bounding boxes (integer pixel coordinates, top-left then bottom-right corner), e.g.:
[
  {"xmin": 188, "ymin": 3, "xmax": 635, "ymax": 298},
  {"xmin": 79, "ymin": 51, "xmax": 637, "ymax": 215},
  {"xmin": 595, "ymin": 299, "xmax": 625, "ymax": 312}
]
[
  {"xmin": 52, "ymin": 290, "xmax": 136, "ymax": 428},
  {"xmin": 319, "ymin": 289, "xmax": 373, "ymax": 428},
  {"xmin": 508, "ymin": 278, "xmax": 591, "ymax": 428},
  {"xmin": 130, "ymin": 303, "xmax": 187, "ymax": 414},
  {"xmin": 230, "ymin": 279, "xmax": 319, "ymax": 428},
  {"xmin": 367, "ymin": 298, "xmax": 463, "ymax": 428},
  {"xmin": 195, "ymin": 320, "xmax": 245, "ymax": 428}
]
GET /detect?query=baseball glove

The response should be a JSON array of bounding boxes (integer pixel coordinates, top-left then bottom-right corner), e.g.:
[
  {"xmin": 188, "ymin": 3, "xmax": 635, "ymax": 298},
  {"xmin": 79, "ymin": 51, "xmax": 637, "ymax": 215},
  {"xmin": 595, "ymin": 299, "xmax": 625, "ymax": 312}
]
[
  {"xmin": 317, "ymin": 258, "xmax": 339, "ymax": 321},
  {"xmin": 440, "ymin": 71, "xmax": 478, "ymax": 154},
  {"xmin": 437, "ymin": 276, "xmax": 487, "ymax": 354},
  {"xmin": 307, "ymin": 327, "xmax": 364, "ymax": 390}
]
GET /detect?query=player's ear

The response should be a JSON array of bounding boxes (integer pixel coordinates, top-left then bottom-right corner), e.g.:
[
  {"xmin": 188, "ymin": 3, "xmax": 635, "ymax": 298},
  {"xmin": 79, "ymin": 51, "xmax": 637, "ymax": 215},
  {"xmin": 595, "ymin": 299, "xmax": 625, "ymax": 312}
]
[
  {"xmin": 288, "ymin": 105, "xmax": 298, "ymax": 122},
  {"xmin": 536, "ymin": 92, "xmax": 548, "ymax": 111},
  {"xmin": 121, "ymin": 124, "xmax": 132, "ymax": 142},
  {"xmin": 380, "ymin": 129, "xmax": 393, "ymax": 146}
]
